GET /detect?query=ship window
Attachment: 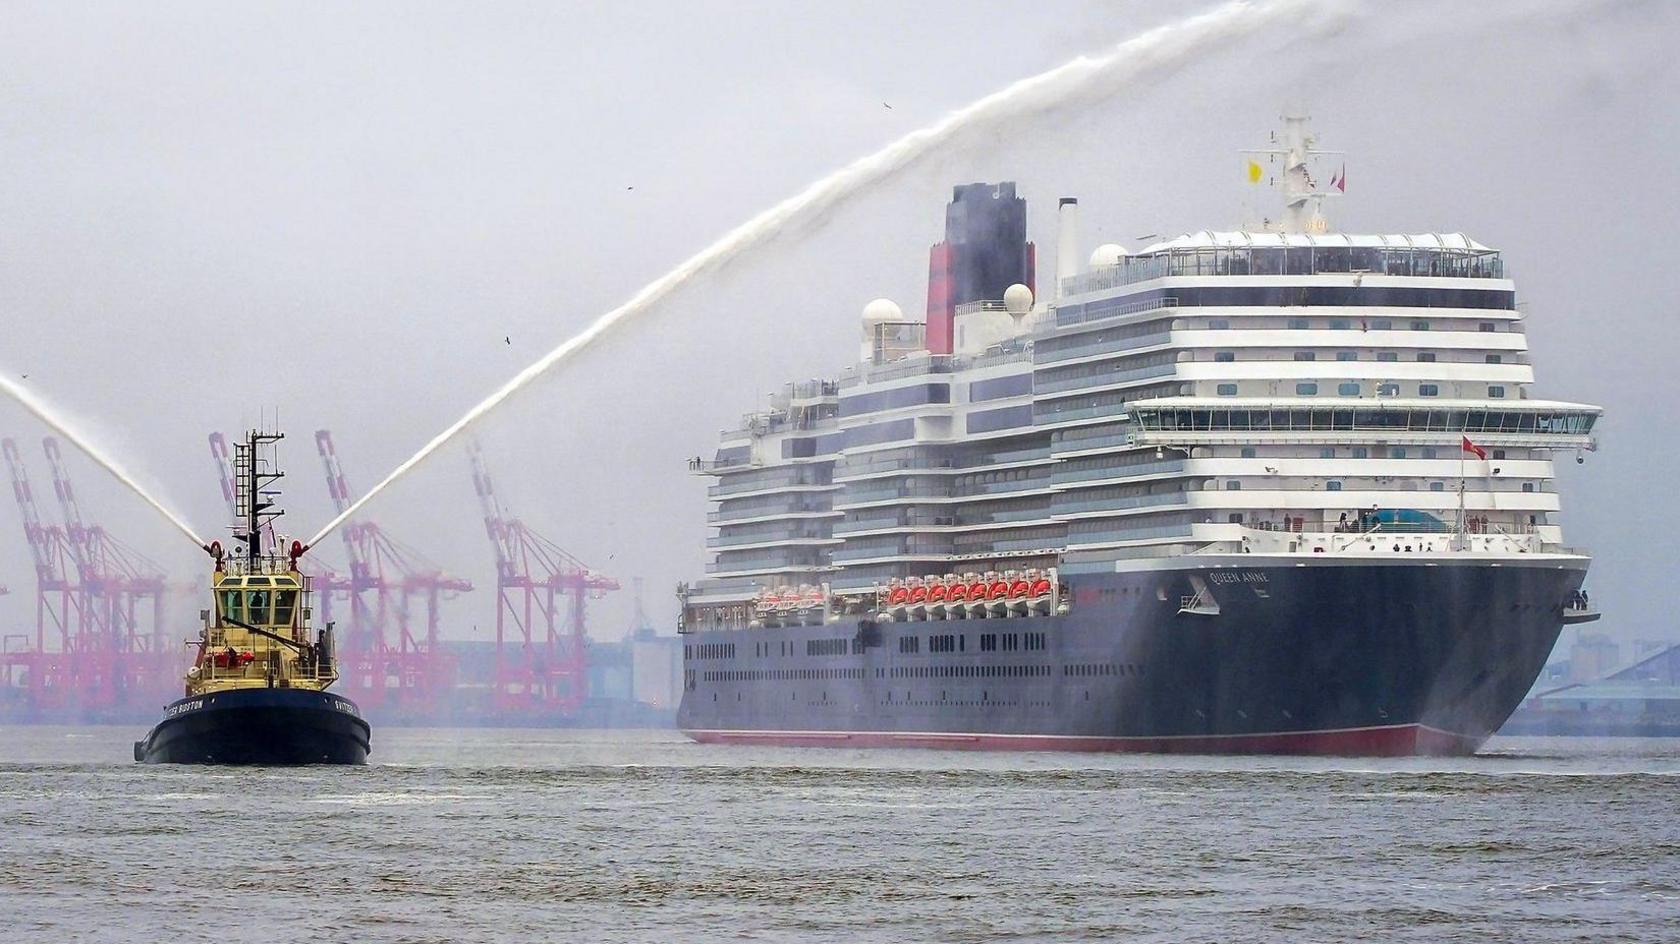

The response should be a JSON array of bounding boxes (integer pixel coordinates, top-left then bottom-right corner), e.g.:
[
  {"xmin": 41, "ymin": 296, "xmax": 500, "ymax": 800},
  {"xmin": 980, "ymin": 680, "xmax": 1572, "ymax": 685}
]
[
  {"xmin": 1326, "ymin": 480, "xmax": 1343, "ymax": 491},
  {"xmin": 1225, "ymin": 480, "xmax": 1241, "ymax": 490},
  {"xmin": 273, "ymin": 590, "xmax": 297, "ymax": 626},
  {"xmin": 1410, "ymin": 320, "xmax": 1430, "ymax": 331},
  {"xmin": 1492, "ymin": 449, "xmax": 1506, "ymax": 459},
  {"xmin": 1372, "ymin": 319, "xmax": 1393, "ymax": 330},
  {"xmin": 220, "ymin": 590, "xmax": 243, "ymax": 623},
  {"xmin": 1320, "ymin": 448, "xmax": 1335, "ymax": 458},
  {"xmin": 1522, "ymin": 482, "xmax": 1535, "ymax": 493},
  {"xmin": 246, "ymin": 590, "xmax": 271, "ymax": 625},
  {"xmin": 1241, "ymin": 447, "xmax": 1257, "ymax": 458},
  {"xmin": 1293, "ymin": 352, "xmax": 1316, "ymax": 362},
  {"xmin": 1479, "ymin": 322, "xmax": 1496, "ymax": 332},
  {"xmin": 1288, "ymin": 318, "xmax": 1309, "ymax": 330},
  {"xmin": 1485, "ymin": 354, "xmax": 1503, "ymax": 364},
  {"xmin": 1378, "ymin": 383, "xmax": 1400, "ymax": 397},
  {"xmin": 1330, "ymin": 319, "xmax": 1352, "ymax": 330},
  {"xmin": 1422, "ymin": 447, "xmax": 1438, "ymax": 459},
  {"xmin": 1352, "ymin": 447, "xmax": 1368, "ymax": 458},
  {"xmin": 1390, "ymin": 447, "xmax": 1407, "ymax": 459},
  {"xmin": 1488, "ymin": 385, "xmax": 1506, "ymax": 398},
  {"xmin": 1209, "ymin": 319, "xmax": 1230, "ymax": 329},
  {"xmin": 1214, "ymin": 351, "xmax": 1235, "ymax": 362},
  {"xmin": 1431, "ymin": 482, "xmax": 1446, "ymax": 492},
  {"xmin": 1216, "ymin": 384, "xmax": 1238, "ymax": 396},
  {"xmin": 246, "ymin": 577, "xmax": 272, "ymax": 586},
  {"xmin": 1336, "ymin": 351, "xmax": 1357, "ymax": 361},
  {"xmin": 1337, "ymin": 383, "xmax": 1361, "ymax": 396},
  {"xmin": 1419, "ymin": 384, "xmax": 1440, "ymax": 397},
  {"xmin": 1296, "ymin": 383, "xmax": 1318, "ymax": 396},
  {"xmin": 1377, "ymin": 352, "xmax": 1398, "ymax": 362}
]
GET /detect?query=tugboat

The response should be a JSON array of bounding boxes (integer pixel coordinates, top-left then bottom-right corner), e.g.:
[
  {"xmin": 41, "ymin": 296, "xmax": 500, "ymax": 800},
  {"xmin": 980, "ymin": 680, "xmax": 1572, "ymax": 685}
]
[{"xmin": 134, "ymin": 429, "xmax": 370, "ymax": 765}]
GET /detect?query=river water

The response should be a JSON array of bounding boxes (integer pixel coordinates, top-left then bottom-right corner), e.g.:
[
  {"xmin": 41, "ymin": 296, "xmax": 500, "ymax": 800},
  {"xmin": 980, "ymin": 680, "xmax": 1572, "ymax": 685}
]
[{"xmin": 1, "ymin": 727, "xmax": 1675, "ymax": 943}]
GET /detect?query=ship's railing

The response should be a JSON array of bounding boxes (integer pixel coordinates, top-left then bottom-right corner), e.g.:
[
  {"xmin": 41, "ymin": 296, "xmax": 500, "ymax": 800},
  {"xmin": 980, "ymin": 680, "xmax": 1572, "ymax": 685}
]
[{"xmin": 1059, "ymin": 245, "xmax": 1505, "ymax": 297}]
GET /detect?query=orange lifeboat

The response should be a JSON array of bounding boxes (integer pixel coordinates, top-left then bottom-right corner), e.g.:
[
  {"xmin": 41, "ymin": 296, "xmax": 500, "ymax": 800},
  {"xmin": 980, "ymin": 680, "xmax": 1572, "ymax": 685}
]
[
  {"xmin": 1009, "ymin": 579, "xmax": 1030, "ymax": 598},
  {"xmin": 927, "ymin": 582, "xmax": 948, "ymax": 603},
  {"xmin": 887, "ymin": 585, "xmax": 909, "ymax": 606},
  {"xmin": 947, "ymin": 582, "xmax": 968, "ymax": 603},
  {"xmin": 908, "ymin": 583, "xmax": 929, "ymax": 604},
  {"xmin": 801, "ymin": 587, "xmax": 825, "ymax": 608},
  {"xmin": 987, "ymin": 580, "xmax": 1010, "ymax": 600},
  {"xmin": 1030, "ymin": 578, "xmax": 1052, "ymax": 597}
]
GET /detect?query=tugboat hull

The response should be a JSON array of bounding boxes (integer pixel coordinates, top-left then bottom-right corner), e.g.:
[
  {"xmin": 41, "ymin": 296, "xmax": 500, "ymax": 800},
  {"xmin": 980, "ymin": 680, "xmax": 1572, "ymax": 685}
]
[{"xmin": 134, "ymin": 688, "xmax": 370, "ymax": 765}]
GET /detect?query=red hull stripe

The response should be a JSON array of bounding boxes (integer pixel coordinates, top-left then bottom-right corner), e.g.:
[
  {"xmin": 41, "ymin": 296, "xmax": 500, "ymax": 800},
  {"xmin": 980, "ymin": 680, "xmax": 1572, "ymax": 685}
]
[{"xmin": 682, "ymin": 723, "xmax": 1483, "ymax": 757}]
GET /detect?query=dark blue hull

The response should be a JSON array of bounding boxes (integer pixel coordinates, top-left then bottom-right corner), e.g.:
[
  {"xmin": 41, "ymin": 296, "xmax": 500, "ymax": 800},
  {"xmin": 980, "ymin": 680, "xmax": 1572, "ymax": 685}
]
[
  {"xmin": 134, "ymin": 687, "xmax": 370, "ymax": 765},
  {"xmin": 678, "ymin": 558, "xmax": 1585, "ymax": 756}
]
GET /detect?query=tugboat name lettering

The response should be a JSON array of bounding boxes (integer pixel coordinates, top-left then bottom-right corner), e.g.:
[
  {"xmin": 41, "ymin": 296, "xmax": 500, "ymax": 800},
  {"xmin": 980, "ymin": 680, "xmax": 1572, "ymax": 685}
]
[{"xmin": 162, "ymin": 699, "xmax": 205, "ymax": 719}]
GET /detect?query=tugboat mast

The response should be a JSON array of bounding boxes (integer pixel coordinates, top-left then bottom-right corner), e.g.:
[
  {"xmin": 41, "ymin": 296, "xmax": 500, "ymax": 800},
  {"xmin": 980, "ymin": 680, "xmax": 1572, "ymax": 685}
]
[{"xmin": 232, "ymin": 430, "xmax": 285, "ymax": 565}]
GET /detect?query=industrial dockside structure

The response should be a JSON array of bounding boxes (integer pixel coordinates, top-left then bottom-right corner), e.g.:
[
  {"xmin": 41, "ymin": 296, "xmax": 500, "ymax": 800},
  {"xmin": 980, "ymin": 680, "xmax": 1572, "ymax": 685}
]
[
  {"xmin": 677, "ymin": 116, "xmax": 1603, "ymax": 755},
  {"xmin": 1, "ymin": 432, "xmax": 680, "ymax": 725}
]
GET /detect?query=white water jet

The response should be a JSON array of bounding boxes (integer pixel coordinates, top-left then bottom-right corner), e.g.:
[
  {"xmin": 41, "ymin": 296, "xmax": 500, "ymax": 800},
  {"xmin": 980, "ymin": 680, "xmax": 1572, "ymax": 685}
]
[
  {"xmin": 308, "ymin": 0, "xmax": 1326, "ymax": 549},
  {"xmin": 0, "ymin": 374, "xmax": 208, "ymax": 549}
]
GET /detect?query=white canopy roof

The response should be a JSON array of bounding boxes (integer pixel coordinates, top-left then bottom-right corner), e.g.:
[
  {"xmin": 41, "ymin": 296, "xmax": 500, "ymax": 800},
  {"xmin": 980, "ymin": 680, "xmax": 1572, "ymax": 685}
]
[{"xmin": 1138, "ymin": 231, "xmax": 1494, "ymax": 254}]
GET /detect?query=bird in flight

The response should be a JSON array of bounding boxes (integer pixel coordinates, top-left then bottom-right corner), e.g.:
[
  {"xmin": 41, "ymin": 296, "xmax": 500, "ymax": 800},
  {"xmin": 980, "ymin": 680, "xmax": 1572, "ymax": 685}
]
[
  {"xmin": 882, "ymin": 102, "xmax": 893, "ymax": 109},
  {"xmin": 504, "ymin": 336, "xmax": 510, "ymax": 345}
]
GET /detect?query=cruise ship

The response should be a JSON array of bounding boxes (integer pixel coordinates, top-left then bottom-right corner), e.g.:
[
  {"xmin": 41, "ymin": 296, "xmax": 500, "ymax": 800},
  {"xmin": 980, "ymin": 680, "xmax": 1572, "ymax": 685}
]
[{"xmin": 675, "ymin": 115, "xmax": 1603, "ymax": 756}]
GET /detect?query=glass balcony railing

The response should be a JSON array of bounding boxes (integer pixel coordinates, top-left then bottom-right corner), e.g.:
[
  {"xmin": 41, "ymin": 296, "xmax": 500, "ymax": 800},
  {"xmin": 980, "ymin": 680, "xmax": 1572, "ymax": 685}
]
[{"xmin": 1051, "ymin": 458, "xmax": 1186, "ymax": 486}]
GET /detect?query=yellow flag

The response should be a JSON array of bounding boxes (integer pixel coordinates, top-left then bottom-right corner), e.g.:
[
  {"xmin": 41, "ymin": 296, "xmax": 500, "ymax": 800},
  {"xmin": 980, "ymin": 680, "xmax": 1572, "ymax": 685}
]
[{"xmin": 1246, "ymin": 160, "xmax": 1263, "ymax": 184}]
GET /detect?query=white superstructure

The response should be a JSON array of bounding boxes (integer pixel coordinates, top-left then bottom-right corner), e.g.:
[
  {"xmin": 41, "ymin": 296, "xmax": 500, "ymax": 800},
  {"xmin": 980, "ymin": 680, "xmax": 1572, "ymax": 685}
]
[{"xmin": 689, "ymin": 116, "xmax": 1601, "ymax": 609}]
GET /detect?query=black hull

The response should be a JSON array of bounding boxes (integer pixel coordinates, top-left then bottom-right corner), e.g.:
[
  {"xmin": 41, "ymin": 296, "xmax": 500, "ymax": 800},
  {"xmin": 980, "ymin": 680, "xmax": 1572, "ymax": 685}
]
[
  {"xmin": 678, "ymin": 557, "xmax": 1585, "ymax": 756},
  {"xmin": 134, "ymin": 687, "xmax": 370, "ymax": 765}
]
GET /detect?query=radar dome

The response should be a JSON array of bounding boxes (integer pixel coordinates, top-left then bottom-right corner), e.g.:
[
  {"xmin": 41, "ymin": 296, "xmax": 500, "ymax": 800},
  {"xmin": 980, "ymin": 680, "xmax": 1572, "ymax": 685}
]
[
  {"xmin": 1003, "ymin": 283, "xmax": 1033, "ymax": 316},
  {"xmin": 862, "ymin": 298, "xmax": 903, "ymax": 325},
  {"xmin": 1089, "ymin": 243, "xmax": 1127, "ymax": 267}
]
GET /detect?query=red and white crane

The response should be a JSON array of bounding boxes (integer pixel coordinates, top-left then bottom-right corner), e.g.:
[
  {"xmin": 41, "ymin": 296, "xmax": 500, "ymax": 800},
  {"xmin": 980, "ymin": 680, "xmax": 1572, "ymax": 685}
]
[{"xmin": 469, "ymin": 439, "xmax": 617, "ymax": 715}]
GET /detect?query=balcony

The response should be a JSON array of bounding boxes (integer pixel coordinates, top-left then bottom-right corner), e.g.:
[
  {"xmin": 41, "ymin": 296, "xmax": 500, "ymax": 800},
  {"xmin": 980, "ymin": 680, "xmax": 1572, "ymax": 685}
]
[
  {"xmin": 1033, "ymin": 361, "xmax": 1178, "ymax": 396},
  {"xmin": 1052, "ymin": 458, "xmax": 1187, "ymax": 487},
  {"xmin": 1033, "ymin": 330, "xmax": 1174, "ymax": 365}
]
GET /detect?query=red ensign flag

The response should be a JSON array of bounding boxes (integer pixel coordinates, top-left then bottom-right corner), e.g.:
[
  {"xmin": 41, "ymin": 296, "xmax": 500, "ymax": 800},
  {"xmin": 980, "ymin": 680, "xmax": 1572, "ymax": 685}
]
[{"xmin": 1461, "ymin": 435, "xmax": 1488, "ymax": 460}]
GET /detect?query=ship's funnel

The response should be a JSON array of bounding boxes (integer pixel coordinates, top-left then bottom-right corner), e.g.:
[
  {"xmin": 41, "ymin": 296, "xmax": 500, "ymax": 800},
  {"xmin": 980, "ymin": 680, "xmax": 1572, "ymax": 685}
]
[{"xmin": 1056, "ymin": 197, "xmax": 1081, "ymax": 297}]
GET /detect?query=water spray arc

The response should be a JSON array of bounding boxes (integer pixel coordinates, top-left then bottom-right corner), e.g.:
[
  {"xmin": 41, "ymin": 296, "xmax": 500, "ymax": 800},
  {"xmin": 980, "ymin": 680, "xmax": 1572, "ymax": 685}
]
[
  {"xmin": 305, "ymin": 0, "xmax": 1322, "ymax": 548},
  {"xmin": 0, "ymin": 375, "xmax": 206, "ymax": 549}
]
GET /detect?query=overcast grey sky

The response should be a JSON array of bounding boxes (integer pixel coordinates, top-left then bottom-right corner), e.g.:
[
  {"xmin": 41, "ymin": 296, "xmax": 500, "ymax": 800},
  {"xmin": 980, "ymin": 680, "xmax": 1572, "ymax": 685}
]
[{"xmin": 1, "ymin": 0, "xmax": 1675, "ymax": 652}]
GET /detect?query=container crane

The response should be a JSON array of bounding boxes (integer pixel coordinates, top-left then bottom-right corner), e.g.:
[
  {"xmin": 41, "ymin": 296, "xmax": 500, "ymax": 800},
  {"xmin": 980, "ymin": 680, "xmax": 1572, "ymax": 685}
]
[
  {"xmin": 40, "ymin": 437, "xmax": 174, "ymax": 710},
  {"xmin": 469, "ymin": 439, "xmax": 618, "ymax": 716},
  {"xmin": 314, "ymin": 430, "xmax": 470, "ymax": 716}
]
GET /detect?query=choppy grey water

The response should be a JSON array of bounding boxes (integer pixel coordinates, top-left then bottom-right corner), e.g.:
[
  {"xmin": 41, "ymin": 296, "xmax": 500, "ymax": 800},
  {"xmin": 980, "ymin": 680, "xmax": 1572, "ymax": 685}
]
[{"xmin": 1, "ymin": 727, "xmax": 1676, "ymax": 944}]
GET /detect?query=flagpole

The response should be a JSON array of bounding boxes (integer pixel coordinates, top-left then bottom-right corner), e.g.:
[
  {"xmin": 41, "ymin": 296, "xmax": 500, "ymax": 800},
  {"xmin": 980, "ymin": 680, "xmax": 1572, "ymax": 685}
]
[{"xmin": 1457, "ymin": 446, "xmax": 1467, "ymax": 551}]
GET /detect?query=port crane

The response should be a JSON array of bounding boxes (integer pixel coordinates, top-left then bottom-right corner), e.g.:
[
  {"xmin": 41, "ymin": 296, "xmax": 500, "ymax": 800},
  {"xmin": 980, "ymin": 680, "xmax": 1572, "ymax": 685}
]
[
  {"xmin": 469, "ymin": 439, "xmax": 618, "ymax": 715},
  {"xmin": 0, "ymin": 437, "xmax": 175, "ymax": 716},
  {"xmin": 314, "ymin": 430, "xmax": 470, "ymax": 715}
]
